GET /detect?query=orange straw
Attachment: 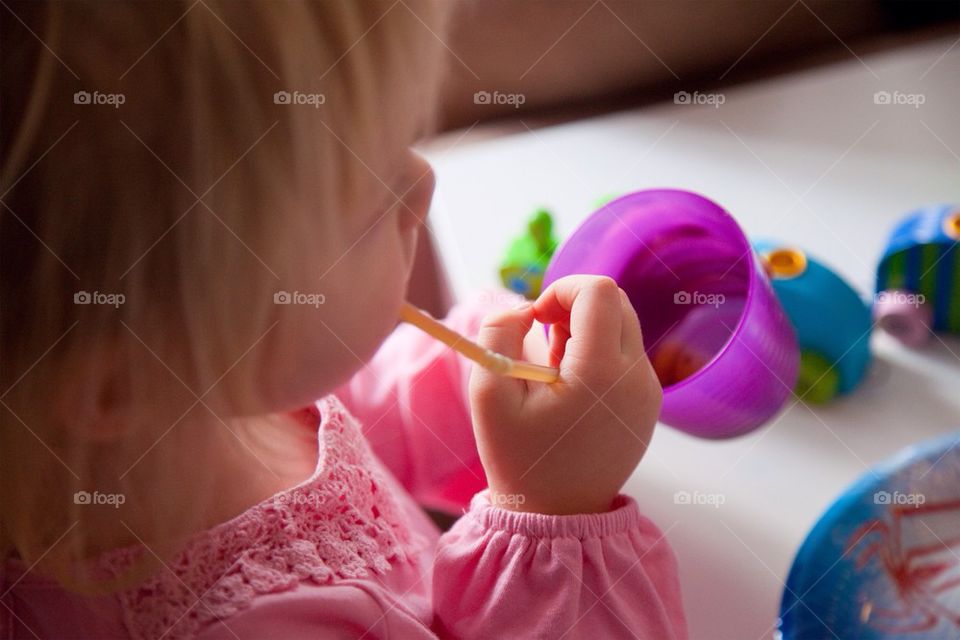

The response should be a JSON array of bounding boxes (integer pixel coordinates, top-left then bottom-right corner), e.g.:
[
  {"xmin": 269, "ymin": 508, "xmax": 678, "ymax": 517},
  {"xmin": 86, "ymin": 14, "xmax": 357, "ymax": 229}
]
[{"xmin": 399, "ymin": 302, "xmax": 560, "ymax": 383}]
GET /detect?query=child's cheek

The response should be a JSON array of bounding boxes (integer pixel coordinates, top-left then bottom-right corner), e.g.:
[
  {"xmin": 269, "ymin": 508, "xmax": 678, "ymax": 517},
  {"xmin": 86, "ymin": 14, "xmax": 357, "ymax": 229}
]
[
  {"xmin": 356, "ymin": 220, "xmax": 410, "ymax": 328},
  {"xmin": 375, "ymin": 209, "xmax": 419, "ymax": 286}
]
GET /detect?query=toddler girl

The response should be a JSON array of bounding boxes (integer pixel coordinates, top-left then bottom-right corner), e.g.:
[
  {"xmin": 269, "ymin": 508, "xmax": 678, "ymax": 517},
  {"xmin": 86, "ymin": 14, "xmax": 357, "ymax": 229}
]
[{"xmin": 0, "ymin": 2, "xmax": 687, "ymax": 638}]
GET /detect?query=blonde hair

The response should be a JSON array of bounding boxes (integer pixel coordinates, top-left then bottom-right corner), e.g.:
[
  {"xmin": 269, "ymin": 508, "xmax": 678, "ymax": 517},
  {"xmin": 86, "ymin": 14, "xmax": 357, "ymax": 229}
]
[{"xmin": 1, "ymin": 0, "xmax": 447, "ymax": 590}]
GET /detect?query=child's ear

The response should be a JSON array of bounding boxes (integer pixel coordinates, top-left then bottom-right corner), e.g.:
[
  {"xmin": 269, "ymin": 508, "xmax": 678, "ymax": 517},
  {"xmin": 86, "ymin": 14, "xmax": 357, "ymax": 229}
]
[{"xmin": 59, "ymin": 342, "xmax": 132, "ymax": 443}]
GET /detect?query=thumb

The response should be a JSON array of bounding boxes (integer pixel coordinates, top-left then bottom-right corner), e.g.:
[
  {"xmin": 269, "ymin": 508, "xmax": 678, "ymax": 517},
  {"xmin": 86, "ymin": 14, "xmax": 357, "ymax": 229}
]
[{"xmin": 470, "ymin": 302, "xmax": 536, "ymax": 409}]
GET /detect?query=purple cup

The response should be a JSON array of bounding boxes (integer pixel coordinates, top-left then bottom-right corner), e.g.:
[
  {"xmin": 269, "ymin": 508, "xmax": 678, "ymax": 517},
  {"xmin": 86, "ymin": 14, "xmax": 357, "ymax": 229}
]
[{"xmin": 542, "ymin": 189, "xmax": 799, "ymax": 438}]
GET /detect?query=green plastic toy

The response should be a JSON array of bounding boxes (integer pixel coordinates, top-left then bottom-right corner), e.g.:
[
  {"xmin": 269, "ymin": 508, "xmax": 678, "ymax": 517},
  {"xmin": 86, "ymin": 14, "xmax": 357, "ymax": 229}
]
[
  {"xmin": 795, "ymin": 350, "xmax": 841, "ymax": 404},
  {"xmin": 499, "ymin": 208, "xmax": 559, "ymax": 299}
]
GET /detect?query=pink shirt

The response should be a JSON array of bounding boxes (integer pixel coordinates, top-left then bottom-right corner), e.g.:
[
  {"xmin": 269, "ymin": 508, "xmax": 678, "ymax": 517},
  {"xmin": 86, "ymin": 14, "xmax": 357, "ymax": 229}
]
[{"xmin": 1, "ymin": 300, "xmax": 687, "ymax": 639}]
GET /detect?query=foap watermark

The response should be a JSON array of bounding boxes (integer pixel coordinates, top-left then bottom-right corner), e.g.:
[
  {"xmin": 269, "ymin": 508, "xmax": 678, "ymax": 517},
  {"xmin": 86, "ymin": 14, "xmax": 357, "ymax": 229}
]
[
  {"xmin": 473, "ymin": 90, "xmax": 526, "ymax": 109},
  {"xmin": 274, "ymin": 90, "xmax": 326, "ymax": 109},
  {"xmin": 674, "ymin": 490, "xmax": 725, "ymax": 508},
  {"xmin": 674, "ymin": 90, "xmax": 725, "ymax": 108},
  {"xmin": 875, "ymin": 290, "xmax": 926, "ymax": 308},
  {"xmin": 674, "ymin": 290, "xmax": 725, "ymax": 307},
  {"xmin": 74, "ymin": 290, "xmax": 125, "ymax": 308},
  {"xmin": 489, "ymin": 493, "xmax": 526, "ymax": 508},
  {"xmin": 73, "ymin": 90, "xmax": 125, "ymax": 109},
  {"xmin": 874, "ymin": 490, "xmax": 926, "ymax": 508},
  {"xmin": 271, "ymin": 491, "xmax": 322, "ymax": 509},
  {"xmin": 74, "ymin": 490, "xmax": 126, "ymax": 509},
  {"xmin": 274, "ymin": 290, "xmax": 326, "ymax": 308},
  {"xmin": 476, "ymin": 290, "xmax": 529, "ymax": 307},
  {"xmin": 873, "ymin": 90, "xmax": 925, "ymax": 109}
]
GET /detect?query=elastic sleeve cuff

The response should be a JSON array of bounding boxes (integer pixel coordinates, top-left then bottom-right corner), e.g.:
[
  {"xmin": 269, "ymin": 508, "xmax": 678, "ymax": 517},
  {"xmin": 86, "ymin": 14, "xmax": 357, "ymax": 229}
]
[{"xmin": 466, "ymin": 490, "xmax": 643, "ymax": 539}]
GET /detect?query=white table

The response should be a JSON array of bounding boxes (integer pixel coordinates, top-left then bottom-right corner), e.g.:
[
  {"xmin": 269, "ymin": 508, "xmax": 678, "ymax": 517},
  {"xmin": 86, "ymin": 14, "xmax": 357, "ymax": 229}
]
[{"xmin": 421, "ymin": 36, "xmax": 960, "ymax": 640}]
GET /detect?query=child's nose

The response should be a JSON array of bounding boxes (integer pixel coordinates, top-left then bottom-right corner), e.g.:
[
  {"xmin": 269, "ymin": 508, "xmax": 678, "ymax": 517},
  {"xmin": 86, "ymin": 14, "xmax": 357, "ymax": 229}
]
[{"xmin": 399, "ymin": 152, "xmax": 435, "ymax": 231}]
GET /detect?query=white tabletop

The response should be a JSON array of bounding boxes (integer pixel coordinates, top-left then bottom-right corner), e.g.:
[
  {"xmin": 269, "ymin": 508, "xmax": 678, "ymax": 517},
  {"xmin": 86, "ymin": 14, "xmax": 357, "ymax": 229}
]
[{"xmin": 421, "ymin": 36, "xmax": 960, "ymax": 640}]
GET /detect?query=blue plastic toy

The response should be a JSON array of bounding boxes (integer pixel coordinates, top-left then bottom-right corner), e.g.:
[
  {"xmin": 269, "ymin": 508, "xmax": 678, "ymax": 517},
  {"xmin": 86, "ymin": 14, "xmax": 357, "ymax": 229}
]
[
  {"xmin": 875, "ymin": 205, "xmax": 960, "ymax": 347},
  {"xmin": 754, "ymin": 241, "xmax": 872, "ymax": 404}
]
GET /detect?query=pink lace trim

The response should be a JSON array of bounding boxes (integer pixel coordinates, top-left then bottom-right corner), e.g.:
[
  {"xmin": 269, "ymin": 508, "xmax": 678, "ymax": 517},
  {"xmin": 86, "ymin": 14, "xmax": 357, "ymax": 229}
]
[{"xmin": 95, "ymin": 396, "xmax": 420, "ymax": 640}]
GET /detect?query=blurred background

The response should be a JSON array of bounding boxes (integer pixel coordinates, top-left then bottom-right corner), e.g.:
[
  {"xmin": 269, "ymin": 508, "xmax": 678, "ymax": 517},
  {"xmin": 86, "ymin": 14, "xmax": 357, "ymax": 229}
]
[
  {"xmin": 411, "ymin": 0, "xmax": 960, "ymax": 315},
  {"xmin": 439, "ymin": 0, "xmax": 960, "ymax": 129}
]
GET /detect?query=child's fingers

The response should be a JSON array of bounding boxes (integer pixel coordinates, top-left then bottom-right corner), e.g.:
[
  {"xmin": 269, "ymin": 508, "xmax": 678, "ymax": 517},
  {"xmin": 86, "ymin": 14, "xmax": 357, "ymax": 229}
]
[
  {"xmin": 547, "ymin": 321, "xmax": 570, "ymax": 368},
  {"xmin": 521, "ymin": 318, "xmax": 551, "ymax": 364},
  {"xmin": 471, "ymin": 304, "xmax": 536, "ymax": 408},
  {"xmin": 533, "ymin": 276, "xmax": 623, "ymax": 365},
  {"xmin": 618, "ymin": 288, "xmax": 646, "ymax": 356},
  {"xmin": 476, "ymin": 304, "xmax": 535, "ymax": 360}
]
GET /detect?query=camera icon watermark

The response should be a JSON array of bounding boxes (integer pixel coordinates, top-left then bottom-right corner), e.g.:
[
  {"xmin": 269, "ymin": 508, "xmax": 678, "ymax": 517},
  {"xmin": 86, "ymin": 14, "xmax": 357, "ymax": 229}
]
[
  {"xmin": 673, "ymin": 290, "xmax": 725, "ymax": 307},
  {"xmin": 674, "ymin": 90, "xmax": 725, "ymax": 108},
  {"xmin": 473, "ymin": 90, "xmax": 526, "ymax": 109},
  {"xmin": 272, "ymin": 491, "xmax": 322, "ymax": 509},
  {"xmin": 273, "ymin": 90, "xmax": 326, "ymax": 109},
  {"xmin": 673, "ymin": 490, "xmax": 726, "ymax": 508},
  {"xmin": 873, "ymin": 490, "xmax": 926, "ymax": 508},
  {"xmin": 875, "ymin": 290, "xmax": 925, "ymax": 308},
  {"xmin": 74, "ymin": 490, "xmax": 126, "ymax": 509},
  {"xmin": 476, "ymin": 290, "xmax": 527, "ymax": 307},
  {"xmin": 73, "ymin": 90, "xmax": 125, "ymax": 109},
  {"xmin": 273, "ymin": 290, "xmax": 326, "ymax": 308},
  {"xmin": 74, "ymin": 290, "xmax": 125, "ymax": 308},
  {"xmin": 873, "ymin": 90, "xmax": 925, "ymax": 109}
]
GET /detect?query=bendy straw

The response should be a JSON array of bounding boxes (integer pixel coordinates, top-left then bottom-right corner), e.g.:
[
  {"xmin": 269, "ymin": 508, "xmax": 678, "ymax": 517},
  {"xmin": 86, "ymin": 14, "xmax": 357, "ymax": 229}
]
[{"xmin": 399, "ymin": 302, "xmax": 559, "ymax": 383}]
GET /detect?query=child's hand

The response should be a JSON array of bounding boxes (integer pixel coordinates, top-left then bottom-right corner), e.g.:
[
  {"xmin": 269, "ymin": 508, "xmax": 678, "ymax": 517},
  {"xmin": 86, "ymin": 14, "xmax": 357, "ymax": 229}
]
[{"xmin": 470, "ymin": 276, "xmax": 662, "ymax": 515}]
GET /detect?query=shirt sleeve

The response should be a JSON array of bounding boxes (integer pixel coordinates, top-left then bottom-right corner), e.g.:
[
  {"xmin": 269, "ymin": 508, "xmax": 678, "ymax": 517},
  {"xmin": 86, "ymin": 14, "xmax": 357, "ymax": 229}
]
[
  {"xmin": 195, "ymin": 582, "xmax": 437, "ymax": 640},
  {"xmin": 335, "ymin": 293, "xmax": 519, "ymax": 514},
  {"xmin": 196, "ymin": 495, "xmax": 687, "ymax": 640},
  {"xmin": 432, "ymin": 491, "xmax": 689, "ymax": 640}
]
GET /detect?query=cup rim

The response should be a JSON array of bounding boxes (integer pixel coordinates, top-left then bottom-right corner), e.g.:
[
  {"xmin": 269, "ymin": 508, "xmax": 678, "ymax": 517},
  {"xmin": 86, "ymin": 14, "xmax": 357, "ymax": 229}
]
[{"xmin": 544, "ymin": 188, "xmax": 763, "ymax": 394}]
